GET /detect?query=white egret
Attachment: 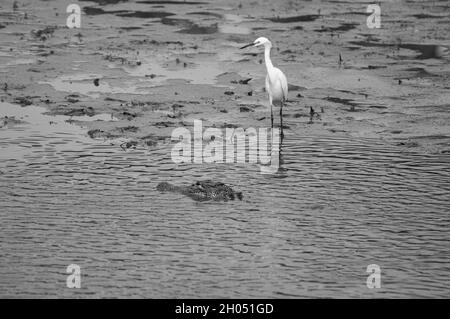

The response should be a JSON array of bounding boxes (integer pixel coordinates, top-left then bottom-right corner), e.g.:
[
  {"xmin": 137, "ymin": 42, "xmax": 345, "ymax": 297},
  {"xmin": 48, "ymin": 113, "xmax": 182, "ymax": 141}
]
[{"xmin": 240, "ymin": 37, "xmax": 288, "ymax": 137}]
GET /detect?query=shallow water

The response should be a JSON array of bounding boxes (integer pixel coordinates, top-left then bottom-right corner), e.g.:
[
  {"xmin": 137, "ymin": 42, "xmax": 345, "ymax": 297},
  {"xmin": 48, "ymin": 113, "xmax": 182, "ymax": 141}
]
[{"xmin": 0, "ymin": 102, "xmax": 449, "ymax": 298}]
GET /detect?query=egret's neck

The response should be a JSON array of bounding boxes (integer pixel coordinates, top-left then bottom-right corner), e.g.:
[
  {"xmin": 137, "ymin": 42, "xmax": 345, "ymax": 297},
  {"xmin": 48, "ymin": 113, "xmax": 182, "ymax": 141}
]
[{"xmin": 264, "ymin": 45, "xmax": 274, "ymax": 71}]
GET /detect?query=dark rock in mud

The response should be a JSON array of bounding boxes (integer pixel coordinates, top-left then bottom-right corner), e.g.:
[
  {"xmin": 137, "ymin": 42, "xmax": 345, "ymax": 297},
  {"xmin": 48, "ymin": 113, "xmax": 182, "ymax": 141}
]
[
  {"xmin": 87, "ymin": 129, "xmax": 119, "ymax": 139},
  {"xmin": 187, "ymin": 11, "xmax": 223, "ymax": 18},
  {"xmin": 171, "ymin": 103, "xmax": 184, "ymax": 111},
  {"xmin": 292, "ymin": 113, "xmax": 308, "ymax": 118},
  {"xmin": 130, "ymin": 39, "xmax": 183, "ymax": 46},
  {"xmin": 167, "ymin": 112, "xmax": 182, "ymax": 119},
  {"xmin": 315, "ymin": 23, "xmax": 358, "ymax": 33},
  {"xmin": 396, "ymin": 140, "xmax": 420, "ymax": 148},
  {"xmin": 154, "ymin": 121, "xmax": 173, "ymax": 127},
  {"xmin": 231, "ymin": 78, "xmax": 252, "ymax": 85},
  {"xmin": 14, "ymin": 96, "xmax": 33, "ymax": 106},
  {"xmin": 156, "ymin": 180, "xmax": 243, "ymax": 202},
  {"xmin": 222, "ymin": 123, "xmax": 238, "ymax": 128},
  {"xmin": 117, "ymin": 126, "xmax": 139, "ymax": 133},
  {"xmin": 400, "ymin": 44, "xmax": 444, "ymax": 60},
  {"xmin": 309, "ymin": 107, "xmax": 321, "ymax": 122},
  {"xmin": 105, "ymin": 97, "xmax": 127, "ymax": 103},
  {"xmin": 120, "ymin": 140, "xmax": 138, "ymax": 150},
  {"xmin": 137, "ymin": 1, "xmax": 206, "ymax": 5},
  {"xmin": 142, "ymin": 135, "xmax": 158, "ymax": 147},
  {"xmin": 411, "ymin": 14, "xmax": 446, "ymax": 19},
  {"xmin": 119, "ymin": 26, "xmax": 142, "ymax": 31},
  {"xmin": 0, "ymin": 116, "xmax": 26, "ymax": 128},
  {"xmin": 79, "ymin": 0, "xmax": 127, "ymax": 5},
  {"xmin": 239, "ymin": 106, "xmax": 253, "ymax": 112},
  {"xmin": 268, "ymin": 15, "xmax": 320, "ymax": 23},
  {"xmin": 324, "ymin": 97, "xmax": 359, "ymax": 109},
  {"xmin": 37, "ymin": 50, "xmax": 54, "ymax": 57},
  {"xmin": 83, "ymin": 7, "xmax": 128, "ymax": 16},
  {"xmin": 366, "ymin": 65, "xmax": 387, "ymax": 70},
  {"xmin": 349, "ymin": 41, "xmax": 444, "ymax": 60},
  {"xmin": 240, "ymin": 78, "xmax": 252, "ymax": 85},
  {"xmin": 31, "ymin": 26, "xmax": 56, "ymax": 41},
  {"xmin": 104, "ymin": 54, "xmax": 127, "ymax": 64},
  {"xmin": 65, "ymin": 94, "xmax": 80, "ymax": 103},
  {"xmin": 118, "ymin": 11, "xmax": 175, "ymax": 19},
  {"xmin": 161, "ymin": 16, "xmax": 218, "ymax": 34},
  {"xmin": 116, "ymin": 111, "xmax": 137, "ymax": 121},
  {"xmin": 87, "ymin": 129, "xmax": 103, "ymax": 139},
  {"xmin": 180, "ymin": 23, "xmax": 218, "ymax": 34},
  {"xmin": 65, "ymin": 106, "xmax": 95, "ymax": 117},
  {"xmin": 404, "ymin": 67, "xmax": 437, "ymax": 78},
  {"xmin": 288, "ymin": 84, "xmax": 306, "ymax": 91}
]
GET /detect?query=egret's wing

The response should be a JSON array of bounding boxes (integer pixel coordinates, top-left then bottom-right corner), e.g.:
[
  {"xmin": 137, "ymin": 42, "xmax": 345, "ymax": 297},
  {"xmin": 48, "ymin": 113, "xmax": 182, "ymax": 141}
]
[
  {"xmin": 280, "ymin": 72, "xmax": 288, "ymax": 103},
  {"xmin": 265, "ymin": 74, "xmax": 272, "ymax": 104},
  {"xmin": 273, "ymin": 67, "xmax": 288, "ymax": 103}
]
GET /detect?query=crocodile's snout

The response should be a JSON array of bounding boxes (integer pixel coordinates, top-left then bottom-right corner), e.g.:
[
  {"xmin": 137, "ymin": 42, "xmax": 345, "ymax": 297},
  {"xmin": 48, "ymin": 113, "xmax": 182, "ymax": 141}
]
[{"xmin": 156, "ymin": 182, "xmax": 171, "ymax": 191}]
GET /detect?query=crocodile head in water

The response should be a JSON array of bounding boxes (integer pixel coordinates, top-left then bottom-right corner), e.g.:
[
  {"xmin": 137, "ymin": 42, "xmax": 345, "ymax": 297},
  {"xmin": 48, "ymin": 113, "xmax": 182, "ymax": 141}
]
[{"xmin": 156, "ymin": 180, "xmax": 243, "ymax": 202}]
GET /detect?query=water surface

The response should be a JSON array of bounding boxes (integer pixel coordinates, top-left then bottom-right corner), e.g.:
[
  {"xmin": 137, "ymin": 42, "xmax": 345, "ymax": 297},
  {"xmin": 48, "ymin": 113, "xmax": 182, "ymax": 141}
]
[{"xmin": 0, "ymin": 102, "xmax": 449, "ymax": 298}]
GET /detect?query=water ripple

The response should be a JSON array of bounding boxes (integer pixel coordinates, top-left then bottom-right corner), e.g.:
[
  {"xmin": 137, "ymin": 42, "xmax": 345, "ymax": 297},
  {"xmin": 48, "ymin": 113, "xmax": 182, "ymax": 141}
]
[{"xmin": 0, "ymin": 103, "xmax": 449, "ymax": 298}]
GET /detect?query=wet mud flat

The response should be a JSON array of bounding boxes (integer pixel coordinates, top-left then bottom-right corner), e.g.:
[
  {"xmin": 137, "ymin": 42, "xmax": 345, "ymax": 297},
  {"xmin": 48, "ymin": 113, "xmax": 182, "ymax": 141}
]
[
  {"xmin": 0, "ymin": 0, "xmax": 449, "ymax": 153},
  {"xmin": 0, "ymin": 0, "xmax": 449, "ymax": 298}
]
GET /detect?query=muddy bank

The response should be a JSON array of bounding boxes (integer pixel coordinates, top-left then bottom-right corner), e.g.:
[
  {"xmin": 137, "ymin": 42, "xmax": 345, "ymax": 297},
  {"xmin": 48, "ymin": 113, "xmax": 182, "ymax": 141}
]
[{"xmin": 0, "ymin": 0, "xmax": 449, "ymax": 154}]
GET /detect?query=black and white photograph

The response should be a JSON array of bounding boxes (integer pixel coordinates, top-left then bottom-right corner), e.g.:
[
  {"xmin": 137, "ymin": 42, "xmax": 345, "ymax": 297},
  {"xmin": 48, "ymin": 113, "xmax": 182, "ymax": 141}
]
[{"xmin": 0, "ymin": 0, "xmax": 449, "ymax": 301}]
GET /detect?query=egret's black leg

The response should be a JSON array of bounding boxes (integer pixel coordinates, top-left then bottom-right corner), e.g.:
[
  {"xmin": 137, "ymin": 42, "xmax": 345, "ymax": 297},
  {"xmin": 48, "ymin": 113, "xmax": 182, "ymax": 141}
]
[
  {"xmin": 279, "ymin": 103, "xmax": 284, "ymax": 139},
  {"xmin": 270, "ymin": 103, "xmax": 274, "ymax": 129}
]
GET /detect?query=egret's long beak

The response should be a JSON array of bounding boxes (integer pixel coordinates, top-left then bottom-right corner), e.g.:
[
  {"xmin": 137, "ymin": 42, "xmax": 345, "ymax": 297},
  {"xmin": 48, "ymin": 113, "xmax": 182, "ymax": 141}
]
[{"xmin": 240, "ymin": 43, "xmax": 254, "ymax": 49}]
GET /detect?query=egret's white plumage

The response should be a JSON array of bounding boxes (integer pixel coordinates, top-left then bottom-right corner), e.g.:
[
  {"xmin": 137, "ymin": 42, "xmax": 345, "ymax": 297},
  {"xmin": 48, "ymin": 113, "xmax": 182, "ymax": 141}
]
[{"xmin": 241, "ymin": 37, "xmax": 288, "ymax": 137}]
